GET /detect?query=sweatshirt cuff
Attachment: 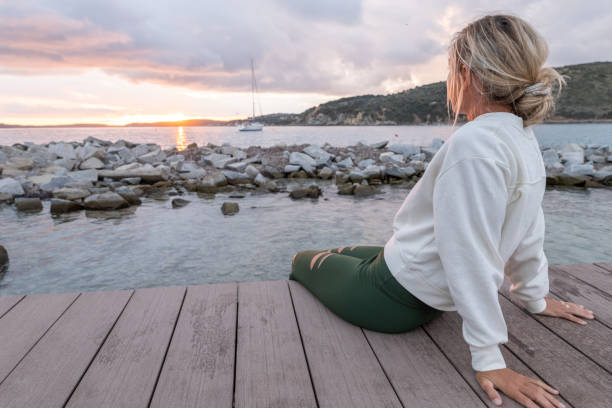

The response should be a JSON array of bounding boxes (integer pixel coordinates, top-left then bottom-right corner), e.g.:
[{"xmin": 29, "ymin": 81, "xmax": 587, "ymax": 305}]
[
  {"xmin": 470, "ymin": 344, "xmax": 507, "ymax": 372},
  {"xmin": 523, "ymin": 298, "xmax": 547, "ymax": 314}
]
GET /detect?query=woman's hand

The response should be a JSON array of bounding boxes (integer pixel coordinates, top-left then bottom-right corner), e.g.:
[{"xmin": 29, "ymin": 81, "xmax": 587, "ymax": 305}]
[
  {"xmin": 476, "ymin": 368, "xmax": 564, "ymax": 408},
  {"xmin": 535, "ymin": 297, "xmax": 595, "ymax": 325}
]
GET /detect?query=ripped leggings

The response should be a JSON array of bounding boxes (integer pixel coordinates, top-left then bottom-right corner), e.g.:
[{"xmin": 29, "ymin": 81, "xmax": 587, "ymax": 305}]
[{"xmin": 289, "ymin": 245, "xmax": 443, "ymax": 333}]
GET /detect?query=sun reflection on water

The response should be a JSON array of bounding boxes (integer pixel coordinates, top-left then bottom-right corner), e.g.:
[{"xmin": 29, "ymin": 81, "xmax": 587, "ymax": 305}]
[{"xmin": 175, "ymin": 126, "xmax": 188, "ymax": 150}]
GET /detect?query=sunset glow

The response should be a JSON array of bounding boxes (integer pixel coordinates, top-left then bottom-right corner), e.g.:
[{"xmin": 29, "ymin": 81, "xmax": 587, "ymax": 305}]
[{"xmin": 0, "ymin": 1, "xmax": 608, "ymax": 127}]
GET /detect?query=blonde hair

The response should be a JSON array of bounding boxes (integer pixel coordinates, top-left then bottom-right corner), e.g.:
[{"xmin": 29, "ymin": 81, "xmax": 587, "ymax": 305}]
[{"xmin": 447, "ymin": 14, "xmax": 566, "ymax": 126}]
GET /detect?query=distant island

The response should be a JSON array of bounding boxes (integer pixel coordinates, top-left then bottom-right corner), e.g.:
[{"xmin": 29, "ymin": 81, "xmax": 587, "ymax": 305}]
[{"xmin": 1, "ymin": 61, "xmax": 610, "ymax": 128}]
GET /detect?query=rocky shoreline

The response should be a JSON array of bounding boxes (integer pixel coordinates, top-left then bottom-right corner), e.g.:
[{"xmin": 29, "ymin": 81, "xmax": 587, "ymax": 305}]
[{"xmin": 0, "ymin": 137, "xmax": 611, "ymax": 216}]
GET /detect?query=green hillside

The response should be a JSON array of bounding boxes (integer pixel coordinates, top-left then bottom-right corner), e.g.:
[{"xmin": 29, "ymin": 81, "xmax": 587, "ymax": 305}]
[{"xmin": 251, "ymin": 61, "xmax": 612, "ymax": 125}]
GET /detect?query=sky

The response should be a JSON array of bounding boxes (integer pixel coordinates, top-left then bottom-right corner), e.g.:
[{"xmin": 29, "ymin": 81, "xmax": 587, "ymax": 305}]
[{"xmin": 0, "ymin": 0, "xmax": 610, "ymax": 126}]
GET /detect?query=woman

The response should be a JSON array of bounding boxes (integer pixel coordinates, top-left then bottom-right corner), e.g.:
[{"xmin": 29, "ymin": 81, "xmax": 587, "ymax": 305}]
[{"xmin": 289, "ymin": 14, "xmax": 595, "ymax": 408}]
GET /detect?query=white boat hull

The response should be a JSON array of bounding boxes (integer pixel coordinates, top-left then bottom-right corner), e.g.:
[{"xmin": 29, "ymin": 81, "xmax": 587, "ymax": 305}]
[{"xmin": 238, "ymin": 122, "xmax": 263, "ymax": 131}]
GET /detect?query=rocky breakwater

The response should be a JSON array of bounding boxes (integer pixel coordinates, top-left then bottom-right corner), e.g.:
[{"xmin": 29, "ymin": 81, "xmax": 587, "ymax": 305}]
[{"xmin": 0, "ymin": 137, "xmax": 610, "ymax": 215}]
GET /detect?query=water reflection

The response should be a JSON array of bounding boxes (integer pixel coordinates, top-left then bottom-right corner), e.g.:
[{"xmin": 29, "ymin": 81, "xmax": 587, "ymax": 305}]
[{"xmin": 175, "ymin": 126, "xmax": 188, "ymax": 150}]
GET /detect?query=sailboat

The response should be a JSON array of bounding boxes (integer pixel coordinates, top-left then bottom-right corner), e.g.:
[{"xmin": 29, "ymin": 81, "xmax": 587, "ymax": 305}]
[{"xmin": 239, "ymin": 58, "xmax": 264, "ymax": 131}]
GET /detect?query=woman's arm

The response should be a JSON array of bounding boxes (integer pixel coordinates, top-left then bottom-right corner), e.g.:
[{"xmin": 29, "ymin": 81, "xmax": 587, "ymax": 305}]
[{"xmin": 433, "ymin": 156, "xmax": 566, "ymax": 408}]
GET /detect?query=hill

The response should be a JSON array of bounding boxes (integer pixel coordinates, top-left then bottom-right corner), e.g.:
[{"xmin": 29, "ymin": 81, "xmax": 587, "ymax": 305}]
[{"xmin": 255, "ymin": 61, "xmax": 612, "ymax": 125}]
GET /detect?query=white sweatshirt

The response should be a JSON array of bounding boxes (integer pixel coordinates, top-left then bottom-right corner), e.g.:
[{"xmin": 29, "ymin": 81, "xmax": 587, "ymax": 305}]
[{"xmin": 383, "ymin": 111, "xmax": 550, "ymax": 372}]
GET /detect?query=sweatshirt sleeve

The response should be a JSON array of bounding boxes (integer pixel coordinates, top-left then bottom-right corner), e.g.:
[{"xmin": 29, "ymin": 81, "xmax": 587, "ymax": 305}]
[
  {"xmin": 433, "ymin": 157, "xmax": 510, "ymax": 372},
  {"xmin": 504, "ymin": 205, "xmax": 549, "ymax": 314}
]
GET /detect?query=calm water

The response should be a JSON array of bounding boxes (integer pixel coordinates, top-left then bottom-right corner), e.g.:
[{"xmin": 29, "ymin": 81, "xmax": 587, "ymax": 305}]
[
  {"xmin": 1, "ymin": 123, "xmax": 611, "ymax": 150},
  {"xmin": 0, "ymin": 124, "xmax": 611, "ymax": 295},
  {"xmin": 0, "ymin": 182, "xmax": 611, "ymax": 296}
]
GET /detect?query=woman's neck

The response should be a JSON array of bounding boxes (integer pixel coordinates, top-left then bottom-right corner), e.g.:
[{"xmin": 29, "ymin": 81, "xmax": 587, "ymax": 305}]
[{"xmin": 466, "ymin": 102, "xmax": 512, "ymax": 121}]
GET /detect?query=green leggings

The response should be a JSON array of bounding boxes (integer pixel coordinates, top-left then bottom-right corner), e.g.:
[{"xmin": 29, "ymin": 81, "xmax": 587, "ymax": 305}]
[{"xmin": 289, "ymin": 245, "xmax": 443, "ymax": 333}]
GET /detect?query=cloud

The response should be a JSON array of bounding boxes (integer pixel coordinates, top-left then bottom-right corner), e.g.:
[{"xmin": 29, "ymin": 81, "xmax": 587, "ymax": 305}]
[{"xmin": 0, "ymin": 0, "xmax": 610, "ymax": 97}]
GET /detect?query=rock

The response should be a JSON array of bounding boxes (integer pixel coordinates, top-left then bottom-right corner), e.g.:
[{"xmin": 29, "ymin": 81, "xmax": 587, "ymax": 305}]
[
  {"xmin": 358, "ymin": 159, "xmax": 376, "ymax": 169},
  {"xmin": 369, "ymin": 140, "xmax": 389, "ymax": 149},
  {"xmin": 0, "ymin": 193, "xmax": 13, "ymax": 203},
  {"xmin": 411, "ymin": 153, "xmax": 426, "ymax": 162},
  {"xmin": 388, "ymin": 144, "xmax": 420, "ymax": 156},
  {"xmin": 385, "ymin": 165, "xmax": 416, "ymax": 179},
  {"xmin": 116, "ymin": 163, "xmax": 142, "ymax": 172},
  {"xmin": 41, "ymin": 176, "xmax": 73, "ymax": 192},
  {"xmin": 138, "ymin": 149, "xmax": 166, "ymax": 164},
  {"xmin": 76, "ymin": 143, "xmax": 105, "ymax": 161},
  {"xmin": 221, "ymin": 202, "xmax": 239, "ymax": 215},
  {"xmin": 98, "ymin": 168, "xmax": 168, "ymax": 183},
  {"xmin": 261, "ymin": 166, "xmax": 283, "ymax": 179},
  {"xmin": 560, "ymin": 143, "xmax": 584, "ymax": 153},
  {"xmin": 264, "ymin": 180, "xmax": 279, "ymax": 192},
  {"xmin": 67, "ymin": 169, "xmax": 98, "ymax": 183},
  {"xmin": 379, "ymin": 152, "xmax": 404, "ymax": 164},
  {"xmin": 353, "ymin": 185, "xmax": 377, "ymax": 197},
  {"xmin": 4, "ymin": 156, "xmax": 34, "ymax": 170},
  {"xmin": 318, "ymin": 166, "xmax": 334, "ymax": 179},
  {"xmin": 421, "ymin": 147, "xmax": 439, "ymax": 161},
  {"xmin": 245, "ymin": 164, "xmax": 260, "ymax": 178},
  {"xmin": 408, "ymin": 160, "xmax": 426, "ymax": 172},
  {"xmin": 594, "ymin": 165, "xmax": 612, "ymax": 182},
  {"xmin": 131, "ymin": 144, "xmax": 151, "ymax": 157},
  {"xmin": 50, "ymin": 198, "xmax": 84, "ymax": 214},
  {"xmin": 117, "ymin": 147, "xmax": 136, "ymax": 163},
  {"xmin": 0, "ymin": 178, "xmax": 25, "ymax": 196},
  {"xmin": 363, "ymin": 164, "xmax": 384, "ymax": 180},
  {"xmin": 179, "ymin": 168, "xmax": 207, "ymax": 180},
  {"xmin": 79, "ymin": 157, "xmax": 105, "ymax": 170},
  {"xmin": 303, "ymin": 145, "xmax": 334, "ymax": 161},
  {"xmin": 172, "ymin": 198, "xmax": 190, "ymax": 208},
  {"xmin": 557, "ymin": 174, "xmax": 590, "ymax": 187},
  {"xmin": 53, "ymin": 158, "xmax": 77, "ymax": 170},
  {"xmin": 0, "ymin": 245, "xmax": 8, "ymax": 266},
  {"xmin": 201, "ymin": 153, "xmax": 237, "ymax": 169},
  {"xmin": 284, "ymin": 164, "xmax": 301, "ymax": 173},
  {"xmin": 0, "ymin": 150, "xmax": 6, "ymax": 164},
  {"xmin": 337, "ymin": 183, "xmax": 355, "ymax": 195},
  {"xmin": 542, "ymin": 149, "xmax": 561, "ymax": 168},
  {"xmin": 562, "ymin": 163, "xmax": 595, "ymax": 177},
  {"xmin": 121, "ymin": 177, "xmax": 142, "ymax": 185},
  {"xmin": 222, "ymin": 170, "xmax": 251, "ymax": 185},
  {"xmin": 53, "ymin": 188, "xmax": 90, "ymax": 200},
  {"xmin": 348, "ymin": 169, "xmax": 365, "ymax": 183},
  {"xmin": 561, "ymin": 151, "xmax": 584, "ymax": 165},
  {"xmin": 289, "ymin": 152, "xmax": 316, "ymax": 173},
  {"xmin": 288, "ymin": 170, "xmax": 308, "ymax": 179},
  {"xmin": 431, "ymin": 138, "xmax": 445, "ymax": 149},
  {"xmin": 48, "ymin": 142, "xmax": 77, "ymax": 160},
  {"xmin": 83, "ymin": 192, "xmax": 130, "ymax": 210},
  {"xmin": 335, "ymin": 157, "xmax": 354, "ymax": 169},
  {"xmin": 254, "ymin": 173, "xmax": 269, "ymax": 186},
  {"xmin": 289, "ymin": 185, "xmax": 322, "ymax": 199},
  {"xmin": 114, "ymin": 186, "xmax": 142, "ymax": 205},
  {"xmin": 588, "ymin": 154, "xmax": 607, "ymax": 164},
  {"xmin": 14, "ymin": 197, "xmax": 43, "ymax": 212}
]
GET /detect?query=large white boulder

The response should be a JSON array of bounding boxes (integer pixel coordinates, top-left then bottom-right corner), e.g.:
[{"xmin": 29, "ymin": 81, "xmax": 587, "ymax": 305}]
[{"xmin": 0, "ymin": 178, "xmax": 24, "ymax": 196}]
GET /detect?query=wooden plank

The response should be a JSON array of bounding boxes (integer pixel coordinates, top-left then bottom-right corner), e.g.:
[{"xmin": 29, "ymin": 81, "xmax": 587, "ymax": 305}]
[
  {"xmin": 0, "ymin": 292, "xmax": 78, "ymax": 383},
  {"xmin": 549, "ymin": 265, "xmax": 612, "ymax": 328},
  {"xmin": 0, "ymin": 289, "xmax": 133, "ymax": 408},
  {"xmin": 235, "ymin": 281, "xmax": 317, "ymax": 408},
  {"xmin": 65, "ymin": 285, "xmax": 185, "ymax": 408},
  {"xmin": 0, "ymin": 295, "xmax": 24, "ymax": 319},
  {"xmin": 499, "ymin": 294, "xmax": 612, "ymax": 407},
  {"xmin": 150, "ymin": 283, "xmax": 237, "ymax": 408},
  {"xmin": 423, "ymin": 311, "xmax": 571, "ymax": 408},
  {"xmin": 553, "ymin": 263, "xmax": 612, "ymax": 296},
  {"xmin": 364, "ymin": 327, "xmax": 486, "ymax": 407},
  {"xmin": 288, "ymin": 280, "xmax": 402, "ymax": 408},
  {"xmin": 500, "ymin": 279, "xmax": 612, "ymax": 373}
]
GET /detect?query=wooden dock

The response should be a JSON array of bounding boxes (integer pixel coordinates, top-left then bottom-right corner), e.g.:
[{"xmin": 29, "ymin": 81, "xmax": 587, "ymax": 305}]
[{"xmin": 0, "ymin": 262, "xmax": 610, "ymax": 407}]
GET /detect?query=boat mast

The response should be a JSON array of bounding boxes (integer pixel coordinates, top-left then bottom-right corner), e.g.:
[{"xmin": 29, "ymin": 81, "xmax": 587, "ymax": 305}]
[{"xmin": 250, "ymin": 58, "xmax": 255, "ymax": 121}]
